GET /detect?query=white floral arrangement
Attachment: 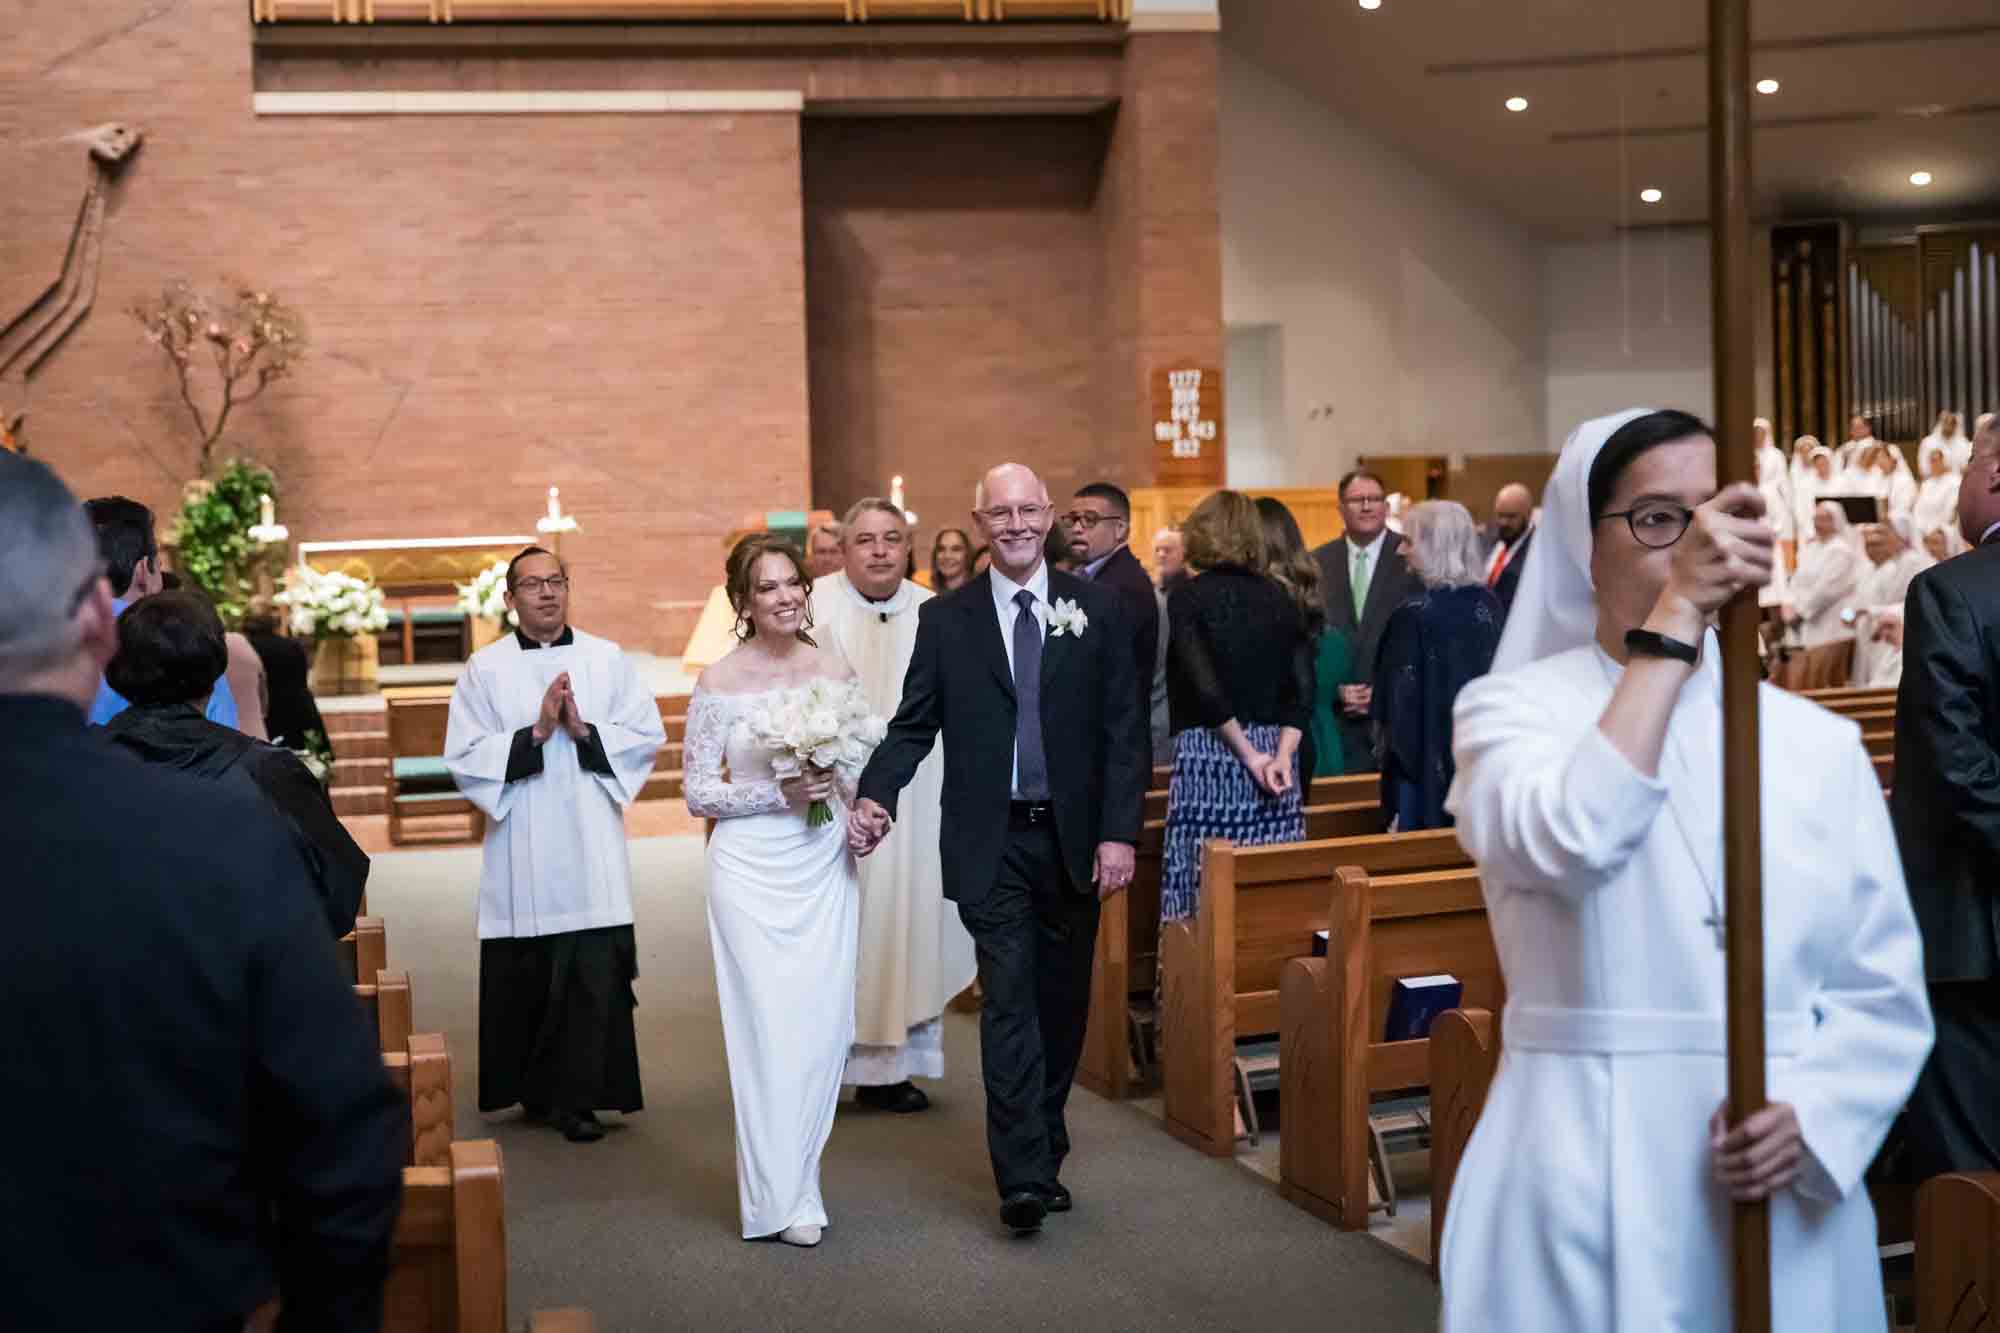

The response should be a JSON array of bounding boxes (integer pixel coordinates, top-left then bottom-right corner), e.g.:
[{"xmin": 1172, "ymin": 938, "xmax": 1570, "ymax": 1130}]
[
  {"xmin": 455, "ymin": 560, "xmax": 519, "ymax": 626},
  {"xmin": 743, "ymin": 678, "xmax": 889, "ymax": 827},
  {"xmin": 1041, "ymin": 596, "xmax": 1089, "ymax": 638},
  {"xmin": 274, "ymin": 567, "xmax": 390, "ymax": 640}
]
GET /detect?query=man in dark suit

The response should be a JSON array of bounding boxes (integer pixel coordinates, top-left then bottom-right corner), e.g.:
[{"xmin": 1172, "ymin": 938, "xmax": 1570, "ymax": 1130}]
[
  {"xmin": 851, "ymin": 462, "xmax": 1147, "ymax": 1235},
  {"xmin": 1311, "ymin": 469, "xmax": 1420, "ymax": 773},
  {"xmin": 0, "ymin": 454, "xmax": 406, "ymax": 1330},
  {"xmin": 1064, "ymin": 481, "xmax": 1160, "ymax": 751},
  {"xmin": 1895, "ymin": 412, "xmax": 2000, "ymax": 1178},
  {"xmin": 1483, "ymin": 482, "xmax": 1537, "ymax": 618}
]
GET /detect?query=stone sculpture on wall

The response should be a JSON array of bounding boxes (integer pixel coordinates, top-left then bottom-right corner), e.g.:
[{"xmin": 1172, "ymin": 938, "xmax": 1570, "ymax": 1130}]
[{"xmin": 0, "ymin": 122, "xmax": 145, "ymax": 452}]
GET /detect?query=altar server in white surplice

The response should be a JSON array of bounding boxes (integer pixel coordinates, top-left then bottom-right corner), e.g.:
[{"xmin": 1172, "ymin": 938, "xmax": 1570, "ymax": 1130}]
[
  {"xmin": 809, "ymin": 500, "xmax": 977, "ymax": 1114},
  {"xmin": 446, "ymin": 546, "xmax": 665, "ymax": 1145},
  {"xmin": 1438, "ymin": 408, "xmax": 1932, "ymax": 1333}
]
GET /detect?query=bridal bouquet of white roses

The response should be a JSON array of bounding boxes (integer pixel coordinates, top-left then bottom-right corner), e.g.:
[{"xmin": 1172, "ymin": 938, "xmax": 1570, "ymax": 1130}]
[
  {"xmin": 744, "ymin": 678, "xmax": 888, "ymax": 828},
  {"xmin": 455, "ymin": 560, "xmax": 518, "ymax": 626},
  {"xmin": 275, "ymin": 567, "xmax": 391, "ymax": 640}
]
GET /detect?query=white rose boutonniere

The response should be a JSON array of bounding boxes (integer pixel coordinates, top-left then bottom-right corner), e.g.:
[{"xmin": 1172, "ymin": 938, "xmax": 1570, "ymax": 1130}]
[{"xmin": 1042, "ymin": 597, "xmax": 1090, "ymax": 639}]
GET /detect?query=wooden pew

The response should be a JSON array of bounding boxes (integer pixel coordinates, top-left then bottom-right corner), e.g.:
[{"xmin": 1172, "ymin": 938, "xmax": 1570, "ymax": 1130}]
[
  {"xmin": 385, "ymin": 1140, "xmax": 596, "ymax": 1332},
  {"xmin": 355, "ymin": 969, "xmax": 415, "ymax": 1054},
  {"xmin": 1863, "ymin": 728, "xmax": 1896, "ymax": 760},
  {"xmin": 1157, "ymin": 827, "xmax": 1469, "ymax": 1154},
  {"xmin": 1276, "ymin": 868, "xmax": 1502, "ymax": 1229},
  {"xmin": 1426, "ymin": 1007, "xmax": 1500, "ymax": 1274},
  {"xmin": 337, "ymin": 916, "xmax": 388, "ymax": 985},
  {"xmin": 1802, "ymin": 685, "xmax": 1897, "ymax": 717},
  {"xmin": 382, "ymin": 1032, "xmax": 456, "ymax": 1169},
  {"xmin": 1077, "ymin": 798, "xmax": 1394, "ymax": 1101},
  {"xmin": 1917, "ymin": 1172, "xmax": 2000, "ymax": 1332},
  {"xmin": 1876, "ymin": 752, "xmax": 1895, "ymax": 790},
  {"xmin": 385, "ymin": 695, "xmax": 485, "ymax": 847}
]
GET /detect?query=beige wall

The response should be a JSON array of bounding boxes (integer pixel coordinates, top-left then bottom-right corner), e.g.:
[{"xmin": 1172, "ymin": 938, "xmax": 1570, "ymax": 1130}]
[
  {"xmin": 1218, "ymin": 45, "xmax": 1548, "ymax": 486},
  {"xmin": 1543, "ymin": 228, "xmax": 1776, "ymax": 449}
]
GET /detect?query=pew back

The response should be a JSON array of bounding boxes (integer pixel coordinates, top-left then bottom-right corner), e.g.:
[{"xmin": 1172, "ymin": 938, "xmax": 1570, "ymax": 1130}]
[
  {"xmin": 1159, "ymin": 828, "xmax": 1470, "ymax": 1155},
  {"xmin": 1427, "ymin": 1007, "xmax": 1500, "ymax": 1272},
  {"xmin": 1917, "ymin": 1172, "xmax": 2000, "ymax": 1333},
  {"xmin": 386, "ymin": 1139, "xmax": 508, "ymax": 1332},
  {"xmin": 1274, "ymin": 868, "xmax": 1499, "ymax": 1226},
  {"xmin": 380, "ymin": 1031, "xmax": 455, "ymax": 1169}
]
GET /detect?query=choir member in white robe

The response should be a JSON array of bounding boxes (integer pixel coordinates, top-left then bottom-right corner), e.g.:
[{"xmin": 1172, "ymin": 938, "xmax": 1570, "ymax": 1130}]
[
  {"xmin": 806, "ymin": 501, "xmax": 977, "ymax": 1113},
  {"xmin": 445, "ymin": 547, "xmax": 665, "ymax": 1144},
  {"xmin": 1439, "ymin": 407, "xmax": 1932, "ymax": 1333},
  {"xmin": 1922, "ymin": 410, "xmax": 1974, "ymax": 474},
  {"xmin": 1787, "ymin": 502, "xmax": 1864, "ymax": 649},
  {"xmin": 1790, "ymin": 442, "xmax": 1834, "ymax": 539},
  {"xmin": 1753, "ymin": 420, "xmax": 1793, "ymax": 605},
  {"xmin": 1835, "ymin": 413, "xmax": 1878, "ymax": 473},
  {"xmin": 1913, "ymin": 442, "xmax": 1966, "ymax": 557},
  {"xmin": 1847, "ymin": 517, "xmax": 1933, "ymax": 689}
]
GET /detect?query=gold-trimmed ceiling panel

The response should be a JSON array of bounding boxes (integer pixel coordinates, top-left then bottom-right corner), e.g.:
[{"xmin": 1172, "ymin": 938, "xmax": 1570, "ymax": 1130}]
[{"xmin": 254, "ymin": 0, "xmax": 1132, "ymax": 24}]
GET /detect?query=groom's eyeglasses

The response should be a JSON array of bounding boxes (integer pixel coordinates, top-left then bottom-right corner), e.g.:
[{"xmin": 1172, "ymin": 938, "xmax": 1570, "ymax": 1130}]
[{"xmin": 978, "ymin": 504, "xmax": 1050, "ymax": 527}]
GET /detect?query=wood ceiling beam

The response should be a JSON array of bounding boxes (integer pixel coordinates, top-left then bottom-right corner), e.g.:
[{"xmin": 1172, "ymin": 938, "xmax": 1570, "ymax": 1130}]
[{"xmin": 1425, "ymin": 21, "xmax": 2000, "ymax": 77}]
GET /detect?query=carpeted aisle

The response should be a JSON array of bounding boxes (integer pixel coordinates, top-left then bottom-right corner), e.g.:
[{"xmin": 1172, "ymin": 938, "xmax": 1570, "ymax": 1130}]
[{"xmin": 367, "ymin": 836, "xmax": 1442, "ymax": 1332}]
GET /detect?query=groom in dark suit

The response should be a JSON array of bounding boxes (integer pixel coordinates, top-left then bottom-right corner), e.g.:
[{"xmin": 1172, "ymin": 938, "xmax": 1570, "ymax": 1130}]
[
  {"xmin": 852, "ymin": 462, "xmax": 1147, "ymax": 1235},
  {"xmin": 1894, "ymin": 413, "xmax": 2000, "ymax": 1177},
  {"xmin": 1311, "ymin": 469, "xmax": 1419, "ymax": 772}
]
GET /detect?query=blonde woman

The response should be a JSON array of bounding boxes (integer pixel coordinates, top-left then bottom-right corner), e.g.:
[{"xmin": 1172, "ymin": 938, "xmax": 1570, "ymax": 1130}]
[{"xmin": 1159, "ymin": 489, "xmax": 1309, "ymax": 922}]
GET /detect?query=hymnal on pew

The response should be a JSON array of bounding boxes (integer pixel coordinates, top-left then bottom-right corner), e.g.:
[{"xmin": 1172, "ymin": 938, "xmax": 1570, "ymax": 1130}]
[{"xmin": 1385, "ymin": 974, "xmax": 1462, "ymax": 1042}]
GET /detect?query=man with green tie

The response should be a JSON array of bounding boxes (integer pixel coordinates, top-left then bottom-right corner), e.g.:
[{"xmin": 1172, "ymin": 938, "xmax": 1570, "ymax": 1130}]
[{"xmin": 1311, "ymin": 470, "xmax": 1419, "ymax": 774}]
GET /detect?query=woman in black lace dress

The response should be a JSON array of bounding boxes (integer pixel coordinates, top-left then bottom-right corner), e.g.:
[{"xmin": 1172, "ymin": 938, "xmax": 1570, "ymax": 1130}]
[{"xmin": 1159, "ymin": 490, "xmax": 1311, "ymax": 923}]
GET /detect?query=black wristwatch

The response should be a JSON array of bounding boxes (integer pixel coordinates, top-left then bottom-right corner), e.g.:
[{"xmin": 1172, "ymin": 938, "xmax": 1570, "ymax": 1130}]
[{"xmin": 1625, "ymin": 628, "xmax": 1700, "ymax": 664}]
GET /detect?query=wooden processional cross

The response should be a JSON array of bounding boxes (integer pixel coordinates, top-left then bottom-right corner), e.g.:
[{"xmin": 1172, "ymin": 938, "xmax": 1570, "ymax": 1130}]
[{"xmin": 1710, "ymin": 0, "xmax": 1771, "ymax": 1327}]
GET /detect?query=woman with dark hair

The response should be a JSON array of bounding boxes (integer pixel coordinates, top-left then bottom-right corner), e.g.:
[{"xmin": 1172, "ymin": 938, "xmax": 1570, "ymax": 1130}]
[
  {"xmin": 685, "ymin": 533, "xmax": 864, "ymax": 1249},
  {"xmin": 1159, "ymin": 490, "xmax": 1310, "ymax": 923},
  {"xmin": 1256, "ymin": 495, "xmax": 1349, "ymax": 781},
  {"xmin": 929, "ymin": 527, "xmax": 973, "ymax": 593},
  {"xmin": 98, "ymin": 592, "xmax": 369, "ymax": 938},
  {"xmin": 1369, "ymin": 500, "xmax": 1502, "ymax": 830},
  {"xmin": 1437, "ymin": 407, "xmax": 1930, "ymax": 1330},
  {"xmin": 242, "ymin": 600, "xmax": 328, "ymax": 759}
]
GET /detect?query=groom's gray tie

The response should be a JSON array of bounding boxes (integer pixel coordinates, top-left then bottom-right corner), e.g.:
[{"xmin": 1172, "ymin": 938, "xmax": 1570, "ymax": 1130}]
[{"xmin": 1011, "ymin": 588, "xmax": 1051, "ymax": 800}]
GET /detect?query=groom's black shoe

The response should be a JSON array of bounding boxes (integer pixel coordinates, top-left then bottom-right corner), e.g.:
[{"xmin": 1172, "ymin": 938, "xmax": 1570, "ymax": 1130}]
[
  {"xmin": 1036, "ymin": 1182, "xmax": 1072, "ymax": 1214},
  {"xmin": 855, "ymin": 1081, "xmax": 930, "ymax": 1113},
  {"xmin": 999, "ymin": 1191, "xmax": 1047, "ymax": 1234}
]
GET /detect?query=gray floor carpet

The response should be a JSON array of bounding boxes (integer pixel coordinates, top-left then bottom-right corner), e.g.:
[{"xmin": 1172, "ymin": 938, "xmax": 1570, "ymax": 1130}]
[{"xmin": 368, "ymin": 836, "xmax": 1441, "ymax": 1332}]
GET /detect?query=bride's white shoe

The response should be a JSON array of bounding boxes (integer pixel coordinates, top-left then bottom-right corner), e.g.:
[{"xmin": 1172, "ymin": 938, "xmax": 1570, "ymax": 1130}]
[{"xmin": 777, "ymin": 1224, "xmax": 823, "ymax": 1248}]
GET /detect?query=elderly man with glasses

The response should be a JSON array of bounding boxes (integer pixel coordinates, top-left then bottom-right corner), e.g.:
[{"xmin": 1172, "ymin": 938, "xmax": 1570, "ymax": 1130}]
[{"xmin": 1063, "ymin": 482, "xmax": 1160, "ymax": 767}]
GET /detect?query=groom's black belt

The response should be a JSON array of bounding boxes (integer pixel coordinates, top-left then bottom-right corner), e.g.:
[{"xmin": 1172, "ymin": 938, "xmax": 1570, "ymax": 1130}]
[{"xmin": 1008, "ymin": 800, "xmax": 1055, "ymax": 828}]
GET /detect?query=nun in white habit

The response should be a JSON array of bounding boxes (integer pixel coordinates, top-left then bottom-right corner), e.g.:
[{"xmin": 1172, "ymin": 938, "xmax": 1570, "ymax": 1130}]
[{"xmin": 1438, "ymin": 408, "xmax": 1932, "ymax": 1332}]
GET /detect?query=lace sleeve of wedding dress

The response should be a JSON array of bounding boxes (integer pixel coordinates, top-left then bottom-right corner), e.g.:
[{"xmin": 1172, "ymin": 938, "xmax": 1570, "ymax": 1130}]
[{"xmin": 683, "ymin": 692, "xmax": 790, "ymax": 819}]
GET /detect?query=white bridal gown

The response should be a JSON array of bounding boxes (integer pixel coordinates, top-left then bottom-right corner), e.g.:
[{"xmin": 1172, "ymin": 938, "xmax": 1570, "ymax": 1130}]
[{"xmin": 685, "ymin": 686, "xmax": 859, "ymax": 1239}]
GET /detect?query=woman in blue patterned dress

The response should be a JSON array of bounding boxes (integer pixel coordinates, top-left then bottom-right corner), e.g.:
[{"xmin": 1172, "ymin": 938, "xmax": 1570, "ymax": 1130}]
[
  {"xmin": 1159, "ymin": 490, "xmax": 1312, "ymax": 923},
  {"xmin": 1370, "ymin": 500, "xmax": 1503, "ymax": 831}
]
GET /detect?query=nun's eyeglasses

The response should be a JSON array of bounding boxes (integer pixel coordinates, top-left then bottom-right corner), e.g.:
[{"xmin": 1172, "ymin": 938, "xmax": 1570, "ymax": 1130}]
[{"xmin": 1597, "ymin": 500, "xmax": 1695, "ymax": 549}]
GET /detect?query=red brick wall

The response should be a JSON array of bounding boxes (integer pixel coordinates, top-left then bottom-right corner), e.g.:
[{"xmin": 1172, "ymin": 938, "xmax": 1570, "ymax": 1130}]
[
  {"xmin": 3, "ymin": 6, "xmax": 1217, "ymax": 650},
  {"xmin": 804, "ymin": 114, "xmax": 1114, "ymax": 549}
]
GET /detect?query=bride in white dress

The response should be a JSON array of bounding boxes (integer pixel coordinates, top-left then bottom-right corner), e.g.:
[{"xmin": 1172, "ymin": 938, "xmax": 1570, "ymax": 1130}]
[{"xmin": 685, "ymin": 536, "xmax": 860, "ymax": 1248}]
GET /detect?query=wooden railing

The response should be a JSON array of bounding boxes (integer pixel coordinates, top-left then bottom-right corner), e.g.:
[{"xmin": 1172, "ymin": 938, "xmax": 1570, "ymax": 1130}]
[{"xmin": 254, "ymin": 0, "xmax": 1132, "ymax": 24}]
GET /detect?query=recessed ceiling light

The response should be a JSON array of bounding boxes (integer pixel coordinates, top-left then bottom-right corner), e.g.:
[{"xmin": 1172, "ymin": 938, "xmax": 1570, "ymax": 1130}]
[
  {"xmin": 1910, "ymin": 170, "xmax": 1933, "ymax": 187},
  {"xmin": 1358, "ymin": 0, "xmax": 1381, "ymax": 9},
  {"xmin": 1755, "ymin": 78, "xmax": 1780, "ymax": 95},
  {"xmin": 1640, "ymin": 188, "xmax": 1664, "ymax": 204},
  {"xmin": 1505, "ymin": 96, "xmax": 1529, "ymax": 112}
]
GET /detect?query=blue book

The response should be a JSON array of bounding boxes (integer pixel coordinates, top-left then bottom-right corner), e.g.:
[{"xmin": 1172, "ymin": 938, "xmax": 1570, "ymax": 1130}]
[{"xmin": 1384, "ymin": 974, "xmax": 1462, "ymax": 1042}]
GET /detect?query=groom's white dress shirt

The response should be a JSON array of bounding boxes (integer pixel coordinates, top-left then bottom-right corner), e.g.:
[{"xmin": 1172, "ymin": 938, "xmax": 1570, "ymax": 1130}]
[{"xmin": 989, "ymin": 561, "xmax": 1050, "ymax": 800}]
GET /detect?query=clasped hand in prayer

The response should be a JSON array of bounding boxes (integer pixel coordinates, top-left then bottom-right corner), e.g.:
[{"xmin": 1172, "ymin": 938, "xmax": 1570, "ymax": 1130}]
[
  {"xmin": 531, "ymin": 672, "xmax": 591, "ymax": 745},
  {"xmin": 846, "ymin": 796, "xmax": 1136, "ymax": 900}
]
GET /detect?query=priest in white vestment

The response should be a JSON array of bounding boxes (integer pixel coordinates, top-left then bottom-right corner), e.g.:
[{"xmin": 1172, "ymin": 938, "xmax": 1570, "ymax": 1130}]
[
  {"xmin": 1438, "ymin": 407, "xmax": 1931, "ymax": 1332},
  {"xmin": 808, "ymin": 500, "xmax": 977, "ymax": 1112},
  {"xmin": 445, "ymin": 547, "xmax": 666, "ymax": 1143}
]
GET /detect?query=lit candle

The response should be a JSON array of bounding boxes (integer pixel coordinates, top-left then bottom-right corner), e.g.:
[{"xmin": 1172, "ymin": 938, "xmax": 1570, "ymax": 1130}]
[
  {"xmin": 890, "ymin": 475, "xmax": 905, "ymax": 514},
  {"xmin": 547, "ymin": 487, "xmax": 562, "ymax": 523},
  {"xmin": 259, "ymin": 494, "xmax": 275, "ymax": 528}
]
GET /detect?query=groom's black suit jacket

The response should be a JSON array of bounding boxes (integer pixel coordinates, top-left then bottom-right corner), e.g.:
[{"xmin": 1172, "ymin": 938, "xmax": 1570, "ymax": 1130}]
[{"xmin": 858, "ymin": 567, "xmax": 1148, "ymax": 906}]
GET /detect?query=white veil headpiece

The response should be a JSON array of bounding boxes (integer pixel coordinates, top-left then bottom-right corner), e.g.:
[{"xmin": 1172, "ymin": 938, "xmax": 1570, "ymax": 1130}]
[{"xmin": 1489, "ymin": 408, "xmax": 1653, "ymax": 673}]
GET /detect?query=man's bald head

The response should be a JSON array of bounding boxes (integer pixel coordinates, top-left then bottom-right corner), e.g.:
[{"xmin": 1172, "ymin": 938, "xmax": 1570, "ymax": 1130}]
[
  {"xmin": 1493, "ymin": 483, "xmax": 1536, "ymax": 545},
  {"xmin": 972, "ymin": 462, "xmax": 1054, "ymax": 581}
]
